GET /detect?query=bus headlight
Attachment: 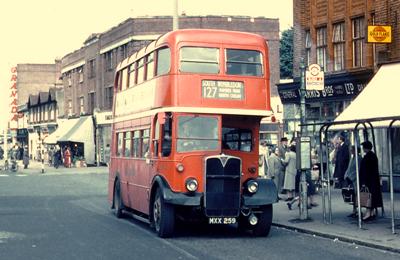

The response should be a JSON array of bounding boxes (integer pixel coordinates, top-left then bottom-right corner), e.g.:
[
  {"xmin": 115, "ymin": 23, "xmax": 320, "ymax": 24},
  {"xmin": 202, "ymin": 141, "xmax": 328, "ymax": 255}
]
[
  {"xmin": 247, "ymin": 180, "xmax": 258, "ymax": 194},
  {"xmin": 185, "ymin": 178, "xmax": 198, "ymax": 192}
]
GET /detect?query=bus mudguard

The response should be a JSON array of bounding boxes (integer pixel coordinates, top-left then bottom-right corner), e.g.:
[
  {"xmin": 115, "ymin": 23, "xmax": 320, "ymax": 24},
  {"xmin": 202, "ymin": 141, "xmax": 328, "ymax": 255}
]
[
  {"xmin": 242, "ymin": 178, "xmax": 278, "ymax": 206},
  {"xmin": 151, "ymin": 175, "xmax": 202, "ymax": 206}
]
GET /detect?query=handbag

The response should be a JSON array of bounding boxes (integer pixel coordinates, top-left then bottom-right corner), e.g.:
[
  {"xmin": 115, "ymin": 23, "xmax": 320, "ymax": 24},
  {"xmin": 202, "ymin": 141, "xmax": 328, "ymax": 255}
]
[
  {"xmin": 341, "ymin": 185, "xmax": 354, "ymax": 203},
  {"xmin": 358, "ymin": 185, "xmax": 372, "ymax": 208}
]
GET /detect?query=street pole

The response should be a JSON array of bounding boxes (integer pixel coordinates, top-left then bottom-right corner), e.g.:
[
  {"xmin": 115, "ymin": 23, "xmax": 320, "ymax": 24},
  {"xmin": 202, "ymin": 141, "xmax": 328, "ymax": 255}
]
[
  {"xmin": 172, "ymin": 0, "xmax": 179, "ymax": 31},
  {"xmin": 299, "ymin": 59, "xmax": 308, "ymax": 220}
]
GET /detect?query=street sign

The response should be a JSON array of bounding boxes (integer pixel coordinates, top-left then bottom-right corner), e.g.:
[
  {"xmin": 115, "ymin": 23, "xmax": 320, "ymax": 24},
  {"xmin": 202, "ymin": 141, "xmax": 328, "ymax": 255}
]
[
  {"xmin": 306, "ymin": 64, "xmax": 324, "ymax": 91},
  {"xmin": 296, "ymin": 136, "xmax": 311, "ymax": 170},
  {"xmin": 367, "ymin": 25, "xmax": 392, "ymax": 43}
]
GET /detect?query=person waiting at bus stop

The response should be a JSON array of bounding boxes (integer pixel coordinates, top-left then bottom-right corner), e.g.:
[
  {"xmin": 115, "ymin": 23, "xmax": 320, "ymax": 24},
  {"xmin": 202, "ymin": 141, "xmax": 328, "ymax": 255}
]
[{"xmin": 359, "ymin": 141, "xmax": 383, "ymax": 221}]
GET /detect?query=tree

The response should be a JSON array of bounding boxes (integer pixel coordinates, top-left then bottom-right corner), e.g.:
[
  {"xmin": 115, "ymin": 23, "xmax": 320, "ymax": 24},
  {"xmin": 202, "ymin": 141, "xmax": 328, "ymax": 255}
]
[{"xmin": 280, "ymin": 27, "xmax": 293, "ymax": 79}]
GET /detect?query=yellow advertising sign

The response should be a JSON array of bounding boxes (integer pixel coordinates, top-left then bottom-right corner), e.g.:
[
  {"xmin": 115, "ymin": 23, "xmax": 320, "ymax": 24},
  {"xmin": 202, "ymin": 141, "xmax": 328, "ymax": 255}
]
[{"xmin": 368, "ymin": 25, "xmax": 392, "ymax": 43}]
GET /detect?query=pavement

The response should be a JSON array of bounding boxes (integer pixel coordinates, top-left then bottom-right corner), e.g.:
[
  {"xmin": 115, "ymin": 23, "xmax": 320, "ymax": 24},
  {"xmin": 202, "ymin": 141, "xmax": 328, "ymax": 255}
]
[
  {"xmin": 0, "ymin": 159, "xmax": 108, "ymax": 176},
  {"xmin": 2, "ymin": 160, "xmax": 399, "ymax": 252},
  {"xmin": 273, "ymin": 188, "xmax": 400, "ymax": 253}
]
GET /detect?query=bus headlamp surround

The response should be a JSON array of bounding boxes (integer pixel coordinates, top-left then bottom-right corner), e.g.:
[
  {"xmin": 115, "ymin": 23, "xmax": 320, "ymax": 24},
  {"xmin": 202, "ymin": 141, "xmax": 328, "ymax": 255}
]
[
  {"xmin": 247, "ymin": 180, "xmax": 258, "ymax": 194},
  {"xmin": 185, "ymin": 178, "xmax": 198, "ymax": 192}
]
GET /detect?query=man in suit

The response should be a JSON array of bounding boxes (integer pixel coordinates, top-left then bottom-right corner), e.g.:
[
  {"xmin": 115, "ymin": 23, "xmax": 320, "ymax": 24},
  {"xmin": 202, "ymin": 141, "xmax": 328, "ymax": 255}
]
[{"xmin": 333, "ymin": 135, "xmax": 350, "ymax": 188}]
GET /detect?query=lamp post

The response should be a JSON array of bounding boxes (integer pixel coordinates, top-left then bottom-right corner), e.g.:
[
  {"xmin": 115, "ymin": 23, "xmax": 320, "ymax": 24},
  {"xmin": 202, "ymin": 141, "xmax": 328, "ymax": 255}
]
[
  {"xmin": 299, "ymin": 58, "xmax": 308, "ymax": 220},
  {"xmin": 172, "ymin": 0, "xmax": 179, "ymax": 30}
]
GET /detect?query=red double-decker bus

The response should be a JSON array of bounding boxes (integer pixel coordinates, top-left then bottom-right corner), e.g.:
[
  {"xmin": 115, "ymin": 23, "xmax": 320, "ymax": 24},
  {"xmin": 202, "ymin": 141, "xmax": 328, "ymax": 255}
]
[{"xmin": 108, "ymin": 29, "xmax": 277, "ymax": 237}]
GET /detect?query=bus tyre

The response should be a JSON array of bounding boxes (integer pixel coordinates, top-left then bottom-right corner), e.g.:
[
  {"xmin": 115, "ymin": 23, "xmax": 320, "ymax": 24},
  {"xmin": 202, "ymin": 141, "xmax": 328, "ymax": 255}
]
[
  {"xmin": 252, "ymin": 205, "xmax": 273, "ymax": 237},
  {"xmin": 113, "ymin": 180, "xmax": 125, "ymax": 218},
  {"xmin": 153, "ymin": 189, "xmax": 175, "ymax": 238}
]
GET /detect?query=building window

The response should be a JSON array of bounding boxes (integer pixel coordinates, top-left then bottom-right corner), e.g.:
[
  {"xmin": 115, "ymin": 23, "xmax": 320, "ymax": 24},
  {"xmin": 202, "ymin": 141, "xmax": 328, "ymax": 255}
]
[
  {"xmin": 44, "ymin": 104, "xmax": 48, "ymax": 121},
  {"xmin": 88, "ymin": 59, "xmax": 96, "ymax": 78},
  {"xmin": 88, "ymin": 92, "xmax": 96, "ymax": 114},
  {"xmin": 79, "ymin": 97, "xmax": 84, "ymax": 115},
  {"xmin": 68, "ymin": 100, "xmax": 72, "ymax": 117},
  {"xmin": 333, "ymin": 23, "xmax": 345, "ymax": 71},
  {"xmin": 120, "ymin": 45, "xmax": 128, "ymax": 60},
  {"xmin": 352, "ymin": 17, "xmax": 365, "ymax": 68},
  {"xmin": 105, "ymin": 86, "xmax": 113, "ymax": 110},
  {"xmin": 78, "ymin": 67, "xmax": 84, "ymax": 83},
  {"xmin": 105, "ymin": 51, "xmax": 114, "ymax": 71},
  {"xmin": 67, "ymin": 73, "xmax": 72, "ymax": 86},
  {"xmin": 49, "ymin": 104, "xmax": 55, "ymax": 121},
  {"xmin": 316, "ymin": 27, "xmax": 327, "ymax": 69},
  {"xmin": 305, "ymin": 31, "xmax": 311, "ymax": 66}
]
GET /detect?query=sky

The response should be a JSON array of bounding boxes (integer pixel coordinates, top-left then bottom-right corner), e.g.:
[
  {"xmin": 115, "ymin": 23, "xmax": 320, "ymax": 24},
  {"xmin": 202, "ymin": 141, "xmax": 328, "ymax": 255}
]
[{"xmin": 0, "ymin": 0, "xmax": 293, "ymax": 129}]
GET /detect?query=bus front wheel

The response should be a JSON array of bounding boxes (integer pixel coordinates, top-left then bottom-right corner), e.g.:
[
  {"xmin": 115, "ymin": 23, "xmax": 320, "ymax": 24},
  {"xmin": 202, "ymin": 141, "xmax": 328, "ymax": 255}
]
[
  {"xmin": 152, "ymin": 189, "xmax": 175, "ymax": 238},
  {"xmin": 252, "ymin": 204, "xmax": 273, "ymax": 237},
  {"xmin": 113, "ymin": 180, "xmax": 125, "ymax": 218}
]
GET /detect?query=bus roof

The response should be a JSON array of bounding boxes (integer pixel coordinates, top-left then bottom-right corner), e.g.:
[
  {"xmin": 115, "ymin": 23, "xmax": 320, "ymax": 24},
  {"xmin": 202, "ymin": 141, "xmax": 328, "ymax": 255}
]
[{"xmin": 116, "ymin": 29, "xmax": 267, "ymax": 71}]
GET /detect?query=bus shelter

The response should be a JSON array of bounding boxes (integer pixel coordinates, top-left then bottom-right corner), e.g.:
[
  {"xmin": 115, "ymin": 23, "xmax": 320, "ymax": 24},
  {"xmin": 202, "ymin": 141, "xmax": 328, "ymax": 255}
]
[
  {"xmin": 314, "ymin": 63, "xmax": 400, "ymax": 234},
  {"xmin": 317, "ymin": 116, "xmax": 400, "ymax": 235}
]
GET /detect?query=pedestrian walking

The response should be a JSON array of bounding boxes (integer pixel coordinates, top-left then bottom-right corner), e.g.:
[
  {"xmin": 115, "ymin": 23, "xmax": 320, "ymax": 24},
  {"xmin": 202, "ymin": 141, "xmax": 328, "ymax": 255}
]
[
  {"xmin": 282, "ymin": 145, "xmax": 297, "ymax": 201},
  {"xmin": 64, "ymin": 147, "xmax": 71, "ymax": 168},
  {"xmin": 53, "ymin": 147, "xmax": 62, "ymax": 169},
  {"xmin": 333, "ymin": 135, "xmax": 350, "ymax": 188},
  {"xmin": 23, "ymin": 146, "xmax": 29, "ymax": 169},
  {"xmin": 359, "ymin": 141, "xmax": 383, "ymax": 221},
  {"xmin": 267, "ymin": 147, "xmax": 284, "ymax": 196}
]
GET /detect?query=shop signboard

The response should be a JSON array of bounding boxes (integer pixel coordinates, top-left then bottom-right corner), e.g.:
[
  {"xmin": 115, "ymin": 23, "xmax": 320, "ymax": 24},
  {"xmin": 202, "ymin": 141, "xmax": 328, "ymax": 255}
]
[
  {"xmin": 306, "ymin": 64, "xmax": 324, "ymax": 91},
  {"xmin": 368, "ymin": 25, "xmax": 392, "ymax": 43}
]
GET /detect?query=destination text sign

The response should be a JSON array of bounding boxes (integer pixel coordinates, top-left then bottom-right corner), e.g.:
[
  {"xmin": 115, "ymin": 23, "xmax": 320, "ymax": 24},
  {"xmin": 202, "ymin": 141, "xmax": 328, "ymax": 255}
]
[{"xmin": 202, "ymin": 80, "xmax": 244, "ymax": 100}]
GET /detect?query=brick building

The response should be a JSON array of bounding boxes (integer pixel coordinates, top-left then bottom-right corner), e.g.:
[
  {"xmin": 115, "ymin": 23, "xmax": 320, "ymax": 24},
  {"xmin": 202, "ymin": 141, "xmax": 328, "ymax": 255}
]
[
  {"xmin": 60, "ymin": 16, "xmax": 280, "ymax": 164},
  {"xmin": 278, "ymin": 0, "xmax": 400, "ymax": 138},
  {"xmin": 15, "ymin": 62, "xmax": 62, "ymax": 149}
]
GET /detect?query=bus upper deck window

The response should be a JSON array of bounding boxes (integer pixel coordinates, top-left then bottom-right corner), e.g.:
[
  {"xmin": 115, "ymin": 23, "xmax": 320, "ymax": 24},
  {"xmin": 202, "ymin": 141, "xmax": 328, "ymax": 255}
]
[
  {"xmin": 156, "ymin": 47, "xmax": 171, "ymax": 76},
  {"xmin": 179, "ymin": 47, "xmax": 219, "ymax": 74},
  {"xmin": 226, "ymin": 49, "xmax": 263, "ymax": 76}
]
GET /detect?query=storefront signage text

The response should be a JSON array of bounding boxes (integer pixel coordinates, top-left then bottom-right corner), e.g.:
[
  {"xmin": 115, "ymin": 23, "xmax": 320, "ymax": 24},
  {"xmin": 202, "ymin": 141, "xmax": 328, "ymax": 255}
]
[
  {"xmin": 9, "ymin": 66, "xmax": 18, "ymax": 129},
  {"xmin": 368, "ymin": 25, "xmax": 392, "ymax": 43}
]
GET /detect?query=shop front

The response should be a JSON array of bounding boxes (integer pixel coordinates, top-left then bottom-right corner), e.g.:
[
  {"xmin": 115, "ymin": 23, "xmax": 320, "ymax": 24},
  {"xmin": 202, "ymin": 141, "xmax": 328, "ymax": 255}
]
[{"xmin": 277, "ymin": 69, "xmax": 373, "ymax": 142}]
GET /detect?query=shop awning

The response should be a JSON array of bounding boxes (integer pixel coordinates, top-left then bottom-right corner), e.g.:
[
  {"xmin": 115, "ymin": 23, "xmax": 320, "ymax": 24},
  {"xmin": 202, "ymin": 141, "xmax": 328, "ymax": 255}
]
[
  {"xmin": 45, "ymin": 116, "xmax": 95, "ymax": 164},
  {"xmin": 333, "ymin": 62, "xmax": 400, "ymax": 129},
  {"xmin": 44, "ymin": 118, "xmax": 79, "ymax": 144},
  {"xmin": 58, "ymin": 116, "xmax": 93, "ymax": 143}
]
